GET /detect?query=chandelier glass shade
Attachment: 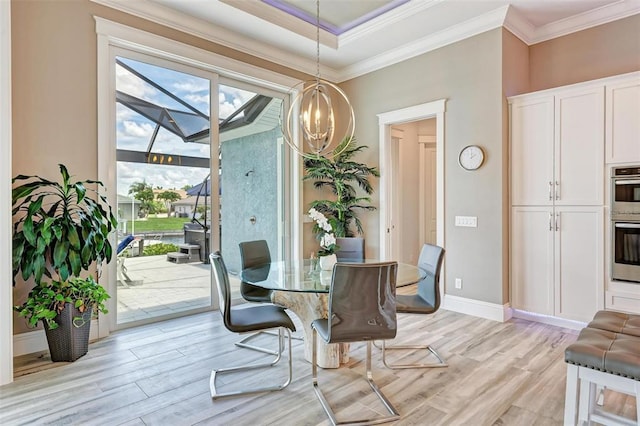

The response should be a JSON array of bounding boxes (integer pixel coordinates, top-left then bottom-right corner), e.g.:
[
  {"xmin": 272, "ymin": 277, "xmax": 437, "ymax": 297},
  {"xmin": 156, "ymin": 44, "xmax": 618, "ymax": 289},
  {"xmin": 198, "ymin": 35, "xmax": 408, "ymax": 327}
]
[{"xmin": 282, "ymin": 0, "xmax": 354, "ymax": 158}]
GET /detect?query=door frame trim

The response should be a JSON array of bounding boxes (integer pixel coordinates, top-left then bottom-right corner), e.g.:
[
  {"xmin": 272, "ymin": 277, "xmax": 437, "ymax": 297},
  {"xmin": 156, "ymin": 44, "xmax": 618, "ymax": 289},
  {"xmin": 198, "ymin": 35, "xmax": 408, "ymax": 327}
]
[{"xmin": 377, "ymin": 99, "xmax": 446, "ymax": 288}]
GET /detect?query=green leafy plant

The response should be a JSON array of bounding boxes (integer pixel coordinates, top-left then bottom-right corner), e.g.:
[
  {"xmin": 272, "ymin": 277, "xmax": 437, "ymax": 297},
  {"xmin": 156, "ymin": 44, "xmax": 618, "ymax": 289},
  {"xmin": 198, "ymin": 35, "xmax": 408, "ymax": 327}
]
[
  {"xmin": 12, "ymin": 164, "xmax": 117, "ymax": 332},
  {"xmin": 15, "ymin": 277, "xmax": 110, "ymax": 329},
  {"xmin": 303, "ymin": 137, "xmax": 380, "ymax": 237},
  {"xmin": 143, "ymin": 243, "xmax": 179, "ymax": 256},
  {"xmin": 12, "ymin": 164, "xmax": 118, "ymax": 285}
]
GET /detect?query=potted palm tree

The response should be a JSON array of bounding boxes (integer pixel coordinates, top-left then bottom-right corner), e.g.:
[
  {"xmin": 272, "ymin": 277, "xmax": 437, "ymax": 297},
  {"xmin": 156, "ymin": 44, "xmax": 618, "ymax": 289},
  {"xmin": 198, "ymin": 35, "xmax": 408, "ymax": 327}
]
[
  {"xmin": 303, "ymin": 137, "xmax": 380, "ymax": 238},
  {"xmin": 12, "ymin": 164, "xmax": 118, "ymax": 361}
]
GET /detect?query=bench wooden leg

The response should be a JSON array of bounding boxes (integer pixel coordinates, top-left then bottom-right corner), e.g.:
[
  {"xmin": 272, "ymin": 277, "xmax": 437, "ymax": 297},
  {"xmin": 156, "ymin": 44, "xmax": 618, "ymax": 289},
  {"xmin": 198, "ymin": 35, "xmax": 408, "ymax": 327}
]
[{"xmin": 564, "ymin": 364, "xmax": 579, "ymax": 425}]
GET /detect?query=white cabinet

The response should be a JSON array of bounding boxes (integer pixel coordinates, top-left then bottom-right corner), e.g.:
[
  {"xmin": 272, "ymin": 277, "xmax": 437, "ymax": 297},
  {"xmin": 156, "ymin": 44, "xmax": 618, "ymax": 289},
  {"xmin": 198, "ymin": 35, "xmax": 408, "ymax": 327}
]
[
  {"xmin": 511, "ymin": 206, "xmax": 603, "ymax": 322},
  {"xmin": 510, "ymin": 86, "xmax": 604, "ymax": 207},
  {"xmin": 606, "ymin": 75, "xmax": 640, "ymax": 164},
  {"xmin": 510, "ymin": 82, "xmax": 606, "ymax": 323},
  {"xmin": 511, "ymin": 207, "xmax": 554, "ymax": 315}
]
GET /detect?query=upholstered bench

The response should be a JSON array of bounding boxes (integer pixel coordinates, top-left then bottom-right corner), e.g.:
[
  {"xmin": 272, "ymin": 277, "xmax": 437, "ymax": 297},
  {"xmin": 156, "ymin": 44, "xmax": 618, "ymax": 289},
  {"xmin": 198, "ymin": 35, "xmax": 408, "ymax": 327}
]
[
  {"xmin": 564, "ymin": 314, "xmax": 640, "ymax": 426},
  {"xmin": 587, "ymin": 310, "xmax": 640, "ymax": 338}
]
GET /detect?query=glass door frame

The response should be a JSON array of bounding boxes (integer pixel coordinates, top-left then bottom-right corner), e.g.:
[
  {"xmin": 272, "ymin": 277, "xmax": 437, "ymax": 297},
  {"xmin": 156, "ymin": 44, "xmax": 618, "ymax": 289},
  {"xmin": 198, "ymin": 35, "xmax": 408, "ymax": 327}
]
[{"xmin": 96, "ymin": 19, "xmax": 303, "ymax": 335}]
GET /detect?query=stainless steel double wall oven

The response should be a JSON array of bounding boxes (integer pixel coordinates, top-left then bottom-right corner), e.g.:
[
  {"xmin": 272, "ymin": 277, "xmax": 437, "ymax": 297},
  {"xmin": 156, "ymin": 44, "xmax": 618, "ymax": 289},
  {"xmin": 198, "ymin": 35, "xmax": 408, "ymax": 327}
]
[{"xmin": 611, "ymin": 166, "xmax": 640, "ymax": 283}]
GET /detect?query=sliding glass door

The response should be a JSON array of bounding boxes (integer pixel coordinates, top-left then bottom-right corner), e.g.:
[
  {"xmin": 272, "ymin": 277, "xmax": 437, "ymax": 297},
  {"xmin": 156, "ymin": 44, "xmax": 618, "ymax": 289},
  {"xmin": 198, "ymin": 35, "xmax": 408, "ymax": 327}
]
[{"xmin": 113, "ymin": 50, "xmax": 287, "ymax": 327}]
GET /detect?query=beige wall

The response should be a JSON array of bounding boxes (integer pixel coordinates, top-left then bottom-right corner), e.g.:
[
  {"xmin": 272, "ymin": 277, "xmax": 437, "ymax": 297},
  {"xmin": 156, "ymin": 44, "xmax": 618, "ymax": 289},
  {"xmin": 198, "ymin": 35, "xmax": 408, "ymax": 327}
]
[
  {"xmin": 341, "ymin": 29, "xmax": 507, "ymax": 305},
  {"xmin": 530, "ymin": 14, "xmax": 640, "ymax": 91}
]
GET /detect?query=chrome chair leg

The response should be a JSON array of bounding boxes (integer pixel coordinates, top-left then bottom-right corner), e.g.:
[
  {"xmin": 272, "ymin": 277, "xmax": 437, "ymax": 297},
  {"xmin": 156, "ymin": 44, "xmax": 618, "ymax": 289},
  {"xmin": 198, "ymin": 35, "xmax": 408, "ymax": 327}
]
[
  {"xmin": 312, "ymin": 331, "xmax": 400, "ymax": 425},
  {"xmin": 211, "ymin": 327, "xmax": 292, "ymax": 399},
  {"xmin": 235, "ymin": 328, "xmax": 302, "ymax": 356},
  {"xmin": 380, "ymin": 340, "xmax": 448, "ymax": 370}
]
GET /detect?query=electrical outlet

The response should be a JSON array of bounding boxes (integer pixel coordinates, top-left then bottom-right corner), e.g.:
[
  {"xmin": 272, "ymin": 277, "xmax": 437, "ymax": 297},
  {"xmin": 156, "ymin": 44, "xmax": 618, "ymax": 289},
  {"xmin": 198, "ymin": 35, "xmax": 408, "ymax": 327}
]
[
  {"xmin": 455, "ymin": 278, "xmax": 462, "ymax": 289},
  {"xmin": 455, "ymin": 216, "xmax": 477, "ymax": 227}
]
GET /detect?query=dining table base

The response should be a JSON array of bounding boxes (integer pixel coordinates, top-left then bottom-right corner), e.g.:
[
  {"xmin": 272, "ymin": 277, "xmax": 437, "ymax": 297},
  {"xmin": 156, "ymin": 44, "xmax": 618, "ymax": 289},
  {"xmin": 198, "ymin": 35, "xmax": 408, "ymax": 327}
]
[{"xmin": 272, "ymin": 290, "xmax": 349, "ymax": 368}]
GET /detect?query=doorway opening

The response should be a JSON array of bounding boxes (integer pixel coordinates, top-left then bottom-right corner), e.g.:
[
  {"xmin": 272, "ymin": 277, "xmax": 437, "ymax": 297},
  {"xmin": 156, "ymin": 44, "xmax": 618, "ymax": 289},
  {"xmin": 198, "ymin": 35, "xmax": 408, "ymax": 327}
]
[{"xmin": 377, "ymin": 99, "xmax": 446, "ymax": 286}]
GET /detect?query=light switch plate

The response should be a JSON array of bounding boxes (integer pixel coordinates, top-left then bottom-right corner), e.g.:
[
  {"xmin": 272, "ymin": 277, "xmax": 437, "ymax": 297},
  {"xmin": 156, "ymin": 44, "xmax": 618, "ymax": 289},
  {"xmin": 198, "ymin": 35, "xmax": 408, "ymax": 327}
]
[{"xmin": 455, "ymin": 216, "xmax": 477, "ymax": 227}]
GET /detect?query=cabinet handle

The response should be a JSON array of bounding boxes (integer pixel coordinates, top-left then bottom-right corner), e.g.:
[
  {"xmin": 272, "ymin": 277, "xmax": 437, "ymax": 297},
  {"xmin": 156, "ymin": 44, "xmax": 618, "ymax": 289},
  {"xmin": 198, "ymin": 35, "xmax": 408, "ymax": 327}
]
[
  {"xmin": 549, "ymin": 212, "xmax": 553, "ymax": 231},
  {"xmin": 555, "ymin": 213, "xmax": 559, "ymax": 231},
  {"xmin": 555, "ymin": 181, "xmax": 560, "ymax": 200},
  {"xmin": 548, "ymin": 181, "xmax": 553, "ymax": 201}
]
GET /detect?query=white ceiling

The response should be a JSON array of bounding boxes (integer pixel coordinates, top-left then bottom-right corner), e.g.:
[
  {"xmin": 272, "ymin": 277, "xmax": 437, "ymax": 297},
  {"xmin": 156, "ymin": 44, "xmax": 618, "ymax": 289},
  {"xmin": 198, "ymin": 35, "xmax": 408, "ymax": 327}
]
[{"xmin": 95, "ymin": 0, "xmax": 640, "ymax": 82}]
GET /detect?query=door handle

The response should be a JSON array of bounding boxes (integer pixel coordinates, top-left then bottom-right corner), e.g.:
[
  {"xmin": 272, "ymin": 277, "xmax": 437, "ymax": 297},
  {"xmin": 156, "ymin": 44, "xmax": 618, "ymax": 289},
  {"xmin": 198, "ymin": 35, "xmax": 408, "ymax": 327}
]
[
  {"xmin": 548, "ymin": 181, "xmax": 553, "ymax": 201},
  {"xmin": 555, "ymin": 181, "xmax": 560, "ymax": 201},
  {"xmin": 549, "ymin": 212, "xmax": 553, "ymax": 231},
  {"xmin": 555, "ymin": 213, "xmax": 559, "ymax": 231}
]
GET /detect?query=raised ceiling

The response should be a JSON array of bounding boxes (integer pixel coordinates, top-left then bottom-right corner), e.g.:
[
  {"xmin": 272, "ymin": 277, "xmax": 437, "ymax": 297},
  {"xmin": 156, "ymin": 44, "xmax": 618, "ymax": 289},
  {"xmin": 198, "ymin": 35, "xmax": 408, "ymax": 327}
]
[{"xmin": 94, "ymin": 0, "xmax": 640, "ymax": 81}]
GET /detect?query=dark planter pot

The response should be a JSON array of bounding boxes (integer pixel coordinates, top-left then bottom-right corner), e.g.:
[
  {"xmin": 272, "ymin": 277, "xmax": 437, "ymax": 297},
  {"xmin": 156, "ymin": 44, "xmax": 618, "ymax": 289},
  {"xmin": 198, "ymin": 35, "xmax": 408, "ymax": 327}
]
[{"xmin": 43, "ymin": 302, "xmax": 93, "ymax": 362}]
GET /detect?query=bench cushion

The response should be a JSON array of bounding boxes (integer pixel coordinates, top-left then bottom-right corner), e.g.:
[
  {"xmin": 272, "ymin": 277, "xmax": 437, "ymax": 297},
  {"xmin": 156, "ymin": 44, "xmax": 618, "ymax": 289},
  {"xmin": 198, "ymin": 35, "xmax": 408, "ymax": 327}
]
[
  {"xmin": 565, "ymin": 327, "xmax": 640, "ymax": 381},
  {"xmin": 588, "ymin": 310, "xmax": 640, "ymax": 337}
]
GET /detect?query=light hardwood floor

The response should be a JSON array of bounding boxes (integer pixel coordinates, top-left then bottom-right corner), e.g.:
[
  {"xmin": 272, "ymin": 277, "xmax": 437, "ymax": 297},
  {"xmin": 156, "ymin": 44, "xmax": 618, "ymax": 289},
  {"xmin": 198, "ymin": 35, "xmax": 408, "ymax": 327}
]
[{"xmin": 2, "ymin": 306, "xmax": 637, "ymax": 425}]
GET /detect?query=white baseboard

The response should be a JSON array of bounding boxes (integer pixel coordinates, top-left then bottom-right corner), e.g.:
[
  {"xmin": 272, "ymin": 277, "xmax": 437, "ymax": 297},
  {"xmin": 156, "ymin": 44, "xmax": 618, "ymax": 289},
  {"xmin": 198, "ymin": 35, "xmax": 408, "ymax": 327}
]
[
  {"xmin": 510, "ymin": 309, "xmax": 586, "ymax": 331},
  {"xmin": 442, "ymin": 294, "xmax": 512, "ymax": 322},
  {"xmin": 13, "ymin": 329, "xmax": 48, "ymax": 356},
  {"xmin": 13, "ymin": 319, "xmax": 100, "ymax": 357}
]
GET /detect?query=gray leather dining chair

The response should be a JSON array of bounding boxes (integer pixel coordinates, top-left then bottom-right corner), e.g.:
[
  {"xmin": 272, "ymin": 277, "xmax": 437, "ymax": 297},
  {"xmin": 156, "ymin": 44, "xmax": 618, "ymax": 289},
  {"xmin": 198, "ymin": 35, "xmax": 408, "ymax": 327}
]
[
  {"xmin": 334, "ymin": 237, "xmax": 365, "ymax": 261},
  {"xmin": 237, "ymin": 240, "xmax": 303, "ymax": 355},
  {"xmin": 235, "ymin": 240, "xmax": 277, "ymax": 355},
  {"xmin": 381, "ymin": 243, "xmax": 448, "ymax": 369},
  {"xmin": 209, "ymin": 251, "xmax": 296, "ymax": 399},
  {"xmin": 311, "ymin": 261, "xmax": 400, "ymax": 425}
]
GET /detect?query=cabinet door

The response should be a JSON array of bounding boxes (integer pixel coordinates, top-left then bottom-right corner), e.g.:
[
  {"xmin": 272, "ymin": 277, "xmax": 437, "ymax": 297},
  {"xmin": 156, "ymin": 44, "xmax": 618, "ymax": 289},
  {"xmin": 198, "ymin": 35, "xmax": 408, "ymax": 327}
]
[
  {"xmin": 555, "ymin": 206, "xmax": 604, "ymax": 322},
  {"xmin": 510, "ymin": 96, "xmax": 554, "ymax": 206},
  {"xmin": 555, "ymin": 87, "xmax": 604, "ymax": 206},
  {"xmin": 511, "ymin": 207, "xmax": 554, "ymax": 315},
  {"xmin": 606, "ymin": 77, "xmax": 640, "ymax": 164}
]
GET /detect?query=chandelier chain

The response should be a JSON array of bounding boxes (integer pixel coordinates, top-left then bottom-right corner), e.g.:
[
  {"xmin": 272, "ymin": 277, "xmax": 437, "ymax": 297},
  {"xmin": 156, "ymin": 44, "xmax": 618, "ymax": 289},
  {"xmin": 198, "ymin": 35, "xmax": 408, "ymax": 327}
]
[{"xmin": 316, "ymin": 0, "xmax": 320, "ymax": 84}]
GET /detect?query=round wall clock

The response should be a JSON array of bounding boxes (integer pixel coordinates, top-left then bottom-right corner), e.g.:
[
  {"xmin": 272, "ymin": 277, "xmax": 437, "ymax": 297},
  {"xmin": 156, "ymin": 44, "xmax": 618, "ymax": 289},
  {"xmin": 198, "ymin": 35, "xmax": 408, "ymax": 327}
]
[{"xmin": 458, "ymin": 145, "xmax": 485, "ymax": 171}]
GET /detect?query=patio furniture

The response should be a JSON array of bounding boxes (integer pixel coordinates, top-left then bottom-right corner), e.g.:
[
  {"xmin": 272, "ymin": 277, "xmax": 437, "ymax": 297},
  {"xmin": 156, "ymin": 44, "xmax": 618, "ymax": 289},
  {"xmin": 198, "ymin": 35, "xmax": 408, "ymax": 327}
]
[
  {"xmin": 311, "ymin": 262, "xmax": 400, "ymax": 425},
  {"xmin": 209, "ymin": 251, "xmax": 296, "ymax": 399},
  {"xmin": 117, "ymin": 235, "xmax": 141, "ymax": 287}
]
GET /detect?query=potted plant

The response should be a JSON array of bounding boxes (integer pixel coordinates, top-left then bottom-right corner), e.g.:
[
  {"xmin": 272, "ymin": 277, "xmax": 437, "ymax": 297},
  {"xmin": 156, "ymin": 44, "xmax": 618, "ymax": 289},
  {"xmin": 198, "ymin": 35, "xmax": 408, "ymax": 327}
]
[
  {"xmin": 308, "ymin": 207, "xmax": 338, "ymax": 270},
  {"xmin": 304, "ymin": 137, "xmax": 379, "ymax": 259},
  {"xmin": 303, "ymin": 137, "xmax": 380, "ymax": 238},
  {"xmin": 12, "ymin": 164, "xmax": 118, "ymax": 362}
]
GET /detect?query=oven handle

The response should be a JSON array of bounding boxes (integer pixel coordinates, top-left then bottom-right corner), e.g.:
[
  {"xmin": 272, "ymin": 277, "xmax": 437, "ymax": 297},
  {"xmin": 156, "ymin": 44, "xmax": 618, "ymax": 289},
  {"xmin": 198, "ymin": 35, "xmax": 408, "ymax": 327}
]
[
  {"xmin": 615, "ymin": 223, "xmax": 640, "ymax": 229},
  {"xmin": 615, "ymin": 179, "xmax": 640, "ymax": 185}
]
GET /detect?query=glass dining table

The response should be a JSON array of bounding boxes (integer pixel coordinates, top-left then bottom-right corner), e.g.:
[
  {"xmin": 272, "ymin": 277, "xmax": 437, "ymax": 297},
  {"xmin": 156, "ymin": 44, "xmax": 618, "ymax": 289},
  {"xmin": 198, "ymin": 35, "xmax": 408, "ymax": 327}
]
[{"xmin": 241, "ymin": 259, "xmax": 425, "ymax": 368}]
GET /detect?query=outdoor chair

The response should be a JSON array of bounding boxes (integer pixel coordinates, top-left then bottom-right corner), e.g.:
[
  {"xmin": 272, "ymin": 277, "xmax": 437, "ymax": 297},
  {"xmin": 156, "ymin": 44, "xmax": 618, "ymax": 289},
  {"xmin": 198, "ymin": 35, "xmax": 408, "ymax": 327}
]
[
  {"xmin": 116, "ymin": 235, "xmax": 139, "ymax": 287},
  {"xmin": 209, "ymin": 252, "xmax": 296, "ymax": 399},
  {"xmin": 311, "ymin": 262, "xmax": 400, "ymax": 425}
]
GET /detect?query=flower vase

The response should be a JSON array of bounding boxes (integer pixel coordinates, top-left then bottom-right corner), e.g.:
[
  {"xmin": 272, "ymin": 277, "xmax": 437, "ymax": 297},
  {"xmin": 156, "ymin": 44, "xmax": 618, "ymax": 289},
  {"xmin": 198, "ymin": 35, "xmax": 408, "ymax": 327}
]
[{"xmin": 319, "ymin": 253, "xmax": 337, "ymax": 271}]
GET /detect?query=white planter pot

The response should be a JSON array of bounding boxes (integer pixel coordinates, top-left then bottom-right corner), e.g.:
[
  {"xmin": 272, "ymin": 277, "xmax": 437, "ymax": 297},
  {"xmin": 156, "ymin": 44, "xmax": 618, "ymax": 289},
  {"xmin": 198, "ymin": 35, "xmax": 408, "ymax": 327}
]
[{"xmin": 319, "ymin": 254, "xmax": 337, "ymax": 271}]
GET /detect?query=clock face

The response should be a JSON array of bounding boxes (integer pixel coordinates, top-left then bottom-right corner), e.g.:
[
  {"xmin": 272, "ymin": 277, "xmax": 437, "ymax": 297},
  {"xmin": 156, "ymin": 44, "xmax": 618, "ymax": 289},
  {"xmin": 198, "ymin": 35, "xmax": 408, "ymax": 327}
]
[{"xmin": 458, "ymin": 145, "xmax": 484, "ymax": 171}]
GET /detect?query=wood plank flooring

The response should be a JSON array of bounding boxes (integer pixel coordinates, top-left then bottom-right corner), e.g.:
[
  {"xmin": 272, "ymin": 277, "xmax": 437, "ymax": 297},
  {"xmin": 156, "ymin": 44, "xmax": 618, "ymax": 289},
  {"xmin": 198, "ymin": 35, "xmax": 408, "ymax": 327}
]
[{"xmin": 2, "ymin": 306, "xmax": 638, "ymax": 425}]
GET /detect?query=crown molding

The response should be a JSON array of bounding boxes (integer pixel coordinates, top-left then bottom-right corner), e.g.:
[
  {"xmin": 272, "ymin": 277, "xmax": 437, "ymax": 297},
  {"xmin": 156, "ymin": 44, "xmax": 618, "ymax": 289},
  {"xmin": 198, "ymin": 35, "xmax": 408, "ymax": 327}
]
[
  {"xmin": 529, "ymin": 0, "xmax": 640, "ymax": 45},
  {"xmin": 91, "ymin": 0, "xmax": 335, "ymax": 79},
  {"xmin": 339, "ymin": 0, "xmax": 444, "ymax": 46},
  {"xmin": 92, "ymin": 0, "xmax": 640, "ymax": 83},
  {"xmin": 502, "ymin": 4, "xmax": 536, "ymax": 45},
  {"xmin": 338, "ymin": 6, "xmax": 509, "ymax": 82},
  {"xmin": 221, "ymin": 0, "xmax": 339, "ymax": 49}
]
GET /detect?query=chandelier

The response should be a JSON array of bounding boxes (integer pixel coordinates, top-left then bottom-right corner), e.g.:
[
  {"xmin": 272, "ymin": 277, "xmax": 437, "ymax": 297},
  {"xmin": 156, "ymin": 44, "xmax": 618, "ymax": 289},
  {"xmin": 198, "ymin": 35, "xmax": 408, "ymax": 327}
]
[{"xmin": 283, "ymin": 0, "xmax": 355, "ymax": 158}]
